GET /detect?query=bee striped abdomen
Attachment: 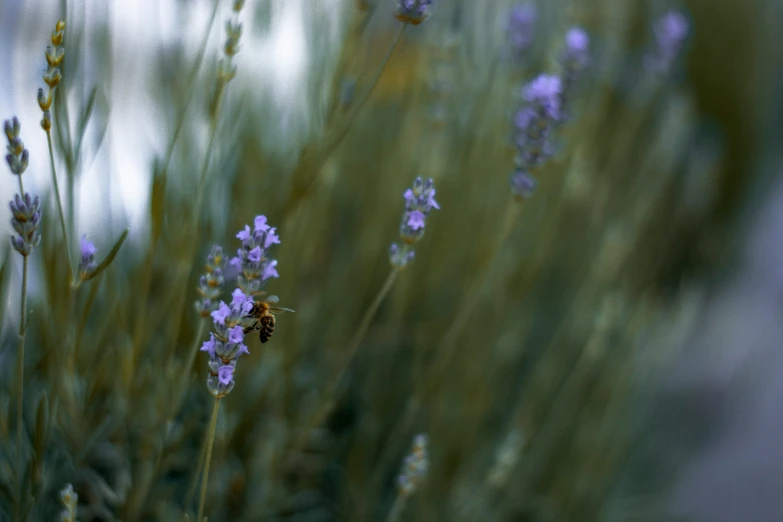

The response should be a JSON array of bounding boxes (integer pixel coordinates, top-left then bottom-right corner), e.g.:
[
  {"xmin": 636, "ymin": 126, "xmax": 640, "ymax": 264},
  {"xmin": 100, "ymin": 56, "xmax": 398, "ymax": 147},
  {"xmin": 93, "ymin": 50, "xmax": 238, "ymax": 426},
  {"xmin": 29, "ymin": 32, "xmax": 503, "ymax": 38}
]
[{"xmin": 259, "ymin": 314, "xmax": 275, "ymax": 343}]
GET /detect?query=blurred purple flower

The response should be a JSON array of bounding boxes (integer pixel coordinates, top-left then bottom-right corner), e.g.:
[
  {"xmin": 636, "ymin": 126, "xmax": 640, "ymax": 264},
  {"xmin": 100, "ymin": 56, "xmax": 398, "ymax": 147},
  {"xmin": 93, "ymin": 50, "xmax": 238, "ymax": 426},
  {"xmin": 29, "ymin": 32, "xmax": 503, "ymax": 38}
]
[
  {"xmin": 507, "ymin": 4, "xmax": 537, "ymax": 58},
  {"xmin": 645, "ymin": 10, "xmax": 689, "ymax": 74},
  {"xmin": 395, "ymin": 0, "xmax": 434, "ymax": 25},
  {"xmin": 559, "ymin": 27, "xmax": 590, "ymax": 120}
]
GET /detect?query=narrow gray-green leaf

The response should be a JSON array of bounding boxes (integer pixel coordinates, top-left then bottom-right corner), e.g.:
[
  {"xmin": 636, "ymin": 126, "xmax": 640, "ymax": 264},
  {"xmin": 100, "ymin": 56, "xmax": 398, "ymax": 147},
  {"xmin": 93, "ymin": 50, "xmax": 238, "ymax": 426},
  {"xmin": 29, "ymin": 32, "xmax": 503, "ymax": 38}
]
[{"xmin": 84, "ymin": 229, "xmax": 129, "ymax": 282}]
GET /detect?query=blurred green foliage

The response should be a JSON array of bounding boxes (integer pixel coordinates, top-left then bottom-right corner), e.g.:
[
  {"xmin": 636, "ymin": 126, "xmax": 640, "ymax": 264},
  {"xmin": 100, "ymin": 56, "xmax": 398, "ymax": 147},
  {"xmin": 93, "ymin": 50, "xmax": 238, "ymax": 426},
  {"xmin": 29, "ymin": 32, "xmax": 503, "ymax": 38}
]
[{"xmin": 1, "ymin": 0, "xmax": 780, "ymax": 521}]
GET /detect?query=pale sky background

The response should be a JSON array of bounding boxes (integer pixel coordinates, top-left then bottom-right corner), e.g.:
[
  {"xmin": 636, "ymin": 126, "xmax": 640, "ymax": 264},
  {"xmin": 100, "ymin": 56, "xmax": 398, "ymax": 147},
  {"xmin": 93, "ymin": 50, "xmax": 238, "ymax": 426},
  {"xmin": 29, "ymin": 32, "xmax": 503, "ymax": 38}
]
[{"xmin": 0, "ymin": 0, "xmax": 335, "ymax": 252}]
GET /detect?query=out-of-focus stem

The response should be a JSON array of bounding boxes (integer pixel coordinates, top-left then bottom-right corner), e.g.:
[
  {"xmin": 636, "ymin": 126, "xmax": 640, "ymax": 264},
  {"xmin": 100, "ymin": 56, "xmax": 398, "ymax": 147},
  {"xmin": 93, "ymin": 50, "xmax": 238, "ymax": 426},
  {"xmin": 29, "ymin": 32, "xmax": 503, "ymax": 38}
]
[
  {"xmin": 15, "ymin": 255, "xmax": 28, "ymax": 521},
  {"xmin": 293, "ymin": 267, "xmax": 399, "ymax": 454},
  {"xmin": 282, "ymin": 23, "xmax": 407, "ymax": 224},
  {"xmin": 196, "ymin": 398, "xmax": 221, "ymax": 522},
  {"xmin": 46, "ymin": 130, "xmax": 75, "ymax": 283},
  {"xmin": 429, "ymin": 201, "xmax": 520, "ymax": 379},
  {"xmin": 161, "ymin": 0, "xmax": 221, "ymax": 175},
  {"xmin": 385, "ymin": 493, "xmax": 407, "ymax": 522}
]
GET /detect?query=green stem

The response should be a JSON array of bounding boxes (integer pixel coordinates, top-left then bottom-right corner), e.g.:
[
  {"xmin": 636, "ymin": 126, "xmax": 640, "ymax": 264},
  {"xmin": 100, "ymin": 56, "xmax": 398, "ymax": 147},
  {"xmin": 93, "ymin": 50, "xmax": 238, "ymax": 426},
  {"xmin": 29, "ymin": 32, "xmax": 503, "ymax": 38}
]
[
  {"xmin": 283, "ymin": 23, "xmax": 407, "ymax": 222},
  {"xmin": 196, "ymin": 398, "xmax": 221, "ymax": 522},
  {"xmin": 428, "ymin": 202, "xmax": 520, "ymax": 381},
  {"xmin": 46, "ymin": 130, "xmax": 75, "ymax": 283},
  {"xmin": 161, "ymin": 0, "xmax": 221, "ymax": 175},
  {"xmin": 385, "ymin": 493, "xmax": 407, "ymax": 522},
  {"xmin": 292, "ymin": 267, "xmax": 398, "ymax": 456},
  {"xmin": 15, "ymin": 255, "xmax": 28, "ymax": 520}
]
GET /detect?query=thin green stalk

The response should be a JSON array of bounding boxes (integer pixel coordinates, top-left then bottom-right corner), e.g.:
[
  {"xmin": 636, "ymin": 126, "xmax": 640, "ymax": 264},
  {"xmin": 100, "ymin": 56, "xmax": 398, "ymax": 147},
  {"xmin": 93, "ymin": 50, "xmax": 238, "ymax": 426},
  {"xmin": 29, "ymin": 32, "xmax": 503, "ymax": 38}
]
[
  {"xmin": 15, "ymin": 255, "xmax": 28, "ymax": 522},
  {"xmin": 46, "ymin": 130, "xmax": 75, "ymax": 283},
  {"xmin": 361, "ymin": 203, "xmax": 521, "ymax": 519},
  {"xmin": 161, "ymin": 0, "xmax": 221, "ymax": 175},
  {"xmin": 385, "ymin": 494, "xmax": 407, "ymax": 522},
  {"xmin": 282, "ymin": 23, "xmax": 407, "ymax": 222},
  {"xmin": 287, "ymin": 267, "xmax": 398, "ymax": 461},
  {"xmin": 428, "ymin": 201, "xmax": 520, "ymax": 381},
  {"xmin": 196, "ymin": 398, "xmax": 221, "ymax": 522}
]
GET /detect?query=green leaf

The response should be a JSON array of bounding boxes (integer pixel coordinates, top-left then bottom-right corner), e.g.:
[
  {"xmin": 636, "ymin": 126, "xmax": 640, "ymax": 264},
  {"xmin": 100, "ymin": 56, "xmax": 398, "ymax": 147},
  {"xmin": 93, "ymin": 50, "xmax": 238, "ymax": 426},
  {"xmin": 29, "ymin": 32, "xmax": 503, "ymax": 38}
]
[{"xmin": 84, "ymin": 229, "xmax": 129, "ymax": 282}]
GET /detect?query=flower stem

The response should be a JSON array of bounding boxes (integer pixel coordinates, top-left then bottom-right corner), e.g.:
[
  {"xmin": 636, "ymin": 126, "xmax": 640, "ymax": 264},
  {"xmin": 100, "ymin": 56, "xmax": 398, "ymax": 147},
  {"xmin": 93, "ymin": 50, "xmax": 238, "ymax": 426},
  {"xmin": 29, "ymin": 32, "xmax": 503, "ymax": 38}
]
[
  {"xmin": 293, "ymin": 267, "xmax": 398, "ymax": 454},
  {"xmin": 282, "ymin": 23, "xmax": 407, "ymax": 223},
  {"xmin": 196, "ymin": 397, "xmax": 221, "ymax": 522},
  {"xmin": 385, "ymin": 493, "xmax": 407, "ymax": 522},
  {"xmin": 15, "ymin": 255, "xmax": 28, "ymax": 519},
  {"xmin": 161, "ymin": 0, "xmax": 221, "ymax": 175},
  {"xmin": 46, "ymin": 129, "xmax": 75, "ymax": 283}
]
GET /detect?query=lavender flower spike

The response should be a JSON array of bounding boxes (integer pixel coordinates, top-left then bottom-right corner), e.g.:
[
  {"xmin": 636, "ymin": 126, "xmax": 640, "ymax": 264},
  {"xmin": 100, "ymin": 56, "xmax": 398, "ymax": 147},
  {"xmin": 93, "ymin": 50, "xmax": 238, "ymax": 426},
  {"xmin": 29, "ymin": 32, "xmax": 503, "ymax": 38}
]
[
  {"xmin": 4, "ymin": 116, "xmax": 29, "ymax": 176},
  {"xmin": 230, "ymin": 215, "xmax": 281, "ymax": 297},
  {"xmin": 559, "ymin": 27, "xmax": 590, "ymax": 120},
  {"xmin": 507, "ymin": 3, "xmax": 537, "ymax": 60},
  {"xmin": 395, "ymin": 0, "xmax": 434, "ymax": 25},
  {"xmin": 202, "ymin": 288, "xmax": 253, "ymax": 397},
  {"xmin": 10, "ymin": 193, "xmax": 42, "ymax": 256},
  {"xmin": 195, "ymin": 245, "xmax": 227, "ymax": 318},
  {"xmin": 391, "ymin": 177, "xmax": 439, "ymax": 268},
  {"xmin": 397, "ymin": 433, "xmax": 429, "ymax": 496},
  {"xmin": 645, "ymin": 10, "xmax": 689, "ymax": 74},
  {"xmin": 509, "ymin": 74, "xmax": 563, "ymax": 199}
]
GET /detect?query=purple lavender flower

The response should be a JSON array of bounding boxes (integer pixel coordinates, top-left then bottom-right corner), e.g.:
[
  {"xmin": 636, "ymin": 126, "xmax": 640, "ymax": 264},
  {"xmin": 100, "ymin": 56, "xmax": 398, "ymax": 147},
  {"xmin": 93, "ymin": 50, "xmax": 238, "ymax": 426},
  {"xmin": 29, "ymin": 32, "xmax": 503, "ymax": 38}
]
[
  {"xmin": 4, "ymin": 117, "xmax": 29, "ymax": 176},
  {"xmin": 230, "ymin": 214, "xmax": 281, "ymax": 296},
  {"xmin": 645, "ymin": 10, "xmax": 689, "ymax": 74},
  {"xmin": 204, "ymin": 288, "xmax": 252, "ymax": 397},
  {"xmin": 217, "ymin": 365, "xmax": 235, "ymax": 386},
  {"xmin": 513, "ymin": 74, "xmax": 562, "ymax": 167},
  {"xmin": 195, "ymin": 245, "xmax": 227, "ymax": 317},
  {"xmin": 9, "ymin": 193, "xmax": 42, "ymax": 256},
  {"xmin": 204, "ymin": 215, "xmax": 286, "ymax": 398},
  {"xmin": 395, "ymin": 0, "xmax": 434, "ymax": 25},
  {"xmin": 559, "ymin": 27, "xmax": 590, "ymax": 120},
  {"xmin": 509, "ymin": 169, "xmax": 538, "ymax": 200},
  {"xmin": 78, "ymin": 234, "xmax": 98, "ymax": 278},
  {"xmin": 506, "ymin": 4, "xmax": 537, "ymax": 59},
  {"xmin": 391, "ymin": 178, "xmax": 438, "ymax": 268}
]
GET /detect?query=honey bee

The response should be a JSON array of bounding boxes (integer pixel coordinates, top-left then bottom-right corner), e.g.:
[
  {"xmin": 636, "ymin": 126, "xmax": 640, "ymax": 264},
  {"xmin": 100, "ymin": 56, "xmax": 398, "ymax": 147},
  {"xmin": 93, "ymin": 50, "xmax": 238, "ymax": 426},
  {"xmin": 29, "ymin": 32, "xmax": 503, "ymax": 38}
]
[{"xmin": 243, "ymin": 295, "xmax": 294, "ymax": 343}]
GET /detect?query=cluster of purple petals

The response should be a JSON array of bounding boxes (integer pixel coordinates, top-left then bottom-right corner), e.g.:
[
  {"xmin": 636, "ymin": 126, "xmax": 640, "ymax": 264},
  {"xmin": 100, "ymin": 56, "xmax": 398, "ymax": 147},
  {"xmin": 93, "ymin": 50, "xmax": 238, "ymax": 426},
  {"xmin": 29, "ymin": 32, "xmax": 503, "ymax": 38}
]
[
  {"xmin": 78, "ymin": 235, "xmax": 97, "ymax": 278},
  {"xmin": 395, "ymin": 0, "xmax": 434, "ymax": 24},
  {"xmin": 509, "ymin": 74, "xmax": 562, "ymax": 199},
  {"xmin": 200, "ymin": 215, "xmax": 280, "ymax": 396},
  {"xmin": 507, "ymin": 4, "xmax": 537, "ymax": 58},
  {"xmin": 195, "ymin": 245, "xmax": 226, "ymax": 318},
  {"xmin": 645, "ymin": 10, "xmax": 689, "ymax": 74},
  {"xmin": 391, "ymin": 177, "xmax": 439, "ymax": 268},
  {"xmin": 10, "ymin": 193, "xmax": 42, "ymax": 256},
  {"xmin": 230, "ymin": 215, "xmax": 280, "ymax": 296},
  {"xmin": 201, "ymin": 288, "xmax": 254, "ymax": 397}
]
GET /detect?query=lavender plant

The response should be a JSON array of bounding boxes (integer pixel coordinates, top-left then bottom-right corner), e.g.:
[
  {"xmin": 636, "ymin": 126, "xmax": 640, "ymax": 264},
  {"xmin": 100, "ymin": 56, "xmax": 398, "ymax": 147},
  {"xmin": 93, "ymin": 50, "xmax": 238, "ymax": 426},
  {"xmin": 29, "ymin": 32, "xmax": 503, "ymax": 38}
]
[
  {"xmin": 5, "ymin": 117, "xmax": 39, "ymax": 515},
  {"xmin": 0, "ymin": 2, "xmax": 767, "ymax": 522}
]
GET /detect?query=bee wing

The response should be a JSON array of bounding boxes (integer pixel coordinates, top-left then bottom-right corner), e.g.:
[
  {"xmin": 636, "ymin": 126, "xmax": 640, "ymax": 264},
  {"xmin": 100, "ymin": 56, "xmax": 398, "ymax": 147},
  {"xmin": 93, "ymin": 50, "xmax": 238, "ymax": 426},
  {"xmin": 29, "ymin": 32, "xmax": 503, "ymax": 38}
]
[{"xmin": 271, "ymin": 307, "xmax": 295, "ymax": 313}]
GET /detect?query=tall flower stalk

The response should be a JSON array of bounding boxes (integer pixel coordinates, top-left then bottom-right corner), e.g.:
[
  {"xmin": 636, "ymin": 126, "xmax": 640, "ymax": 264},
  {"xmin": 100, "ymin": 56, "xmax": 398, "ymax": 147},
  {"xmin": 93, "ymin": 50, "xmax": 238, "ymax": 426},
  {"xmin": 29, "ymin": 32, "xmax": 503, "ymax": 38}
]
[
  {"xmin": 196, "ymin": 215, "xmax": 285, "ymax": 522},
  {"xmin": 5, "ymin": 116, "xmax": 41, "ymax": 520},
  {"xmin": 289, "ymin": 178, "xmax": 439, "ymax": 458},
  {"xmin": 38, "ymin": 20, "xmax": 75, "ymax": 283}
]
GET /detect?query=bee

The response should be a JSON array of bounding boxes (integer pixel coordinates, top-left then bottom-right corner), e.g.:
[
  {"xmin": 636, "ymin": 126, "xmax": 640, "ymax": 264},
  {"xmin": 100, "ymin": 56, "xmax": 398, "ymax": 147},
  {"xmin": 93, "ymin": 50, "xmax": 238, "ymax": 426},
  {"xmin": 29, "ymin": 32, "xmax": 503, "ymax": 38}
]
[{"xmin": 243, "ymin": 295, "xmax": 294, "ymax": 343}]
